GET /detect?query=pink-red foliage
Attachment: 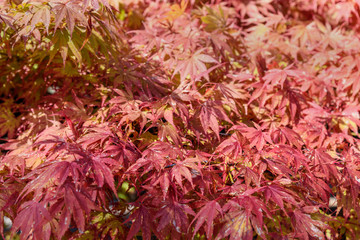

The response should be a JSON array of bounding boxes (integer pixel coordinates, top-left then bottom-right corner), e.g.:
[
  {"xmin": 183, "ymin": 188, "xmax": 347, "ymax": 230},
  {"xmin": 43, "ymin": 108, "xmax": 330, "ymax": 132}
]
[{"xmin": 1, "ymin": 0, "xmax": 360, "ymax": 239}]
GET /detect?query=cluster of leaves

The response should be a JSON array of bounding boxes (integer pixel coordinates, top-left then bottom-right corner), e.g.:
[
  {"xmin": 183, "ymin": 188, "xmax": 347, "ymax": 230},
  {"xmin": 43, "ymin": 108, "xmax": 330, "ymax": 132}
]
[{"xmin": 1, "ymin": 0, "xmax": 360, "ymax": 239}]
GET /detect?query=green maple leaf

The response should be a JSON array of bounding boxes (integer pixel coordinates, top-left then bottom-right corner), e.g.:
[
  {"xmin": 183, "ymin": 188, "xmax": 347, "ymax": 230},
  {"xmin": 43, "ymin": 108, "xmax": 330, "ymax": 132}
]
[{"xmin": 0, "ymin": 107, "xmax": 20, "ymax": 139}]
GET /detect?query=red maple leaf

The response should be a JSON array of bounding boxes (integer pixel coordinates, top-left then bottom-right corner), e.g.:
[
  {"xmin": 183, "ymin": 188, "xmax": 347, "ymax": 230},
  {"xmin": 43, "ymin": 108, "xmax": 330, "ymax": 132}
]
[
  {"xmin": 173, "ymin": 49, "xmax": 218, "ymax": 82},
  {"xmin": 125, "ymin": 205, "xmax": 156, "ymax": 240},
  {"xmin": 190, "ymin": 200, "xmax": 223, "ymax": 239},
  {"xmin": 231, "ymin": 123, "xmax": 273, "ymax": 151},
  {"xmin": 217, "ymin": 196, "xmax": 270, "ymax": 240},
  {"xmin": 290, "ymin": 210, "xmax": 327, "ymax": 240},
  {"xmin": 12, "ymin": 201, "xmax": 52, "ymax": 240},
  {"xmin": 154, "ymin": 199, "xmax": 195, "ymax": 237}
]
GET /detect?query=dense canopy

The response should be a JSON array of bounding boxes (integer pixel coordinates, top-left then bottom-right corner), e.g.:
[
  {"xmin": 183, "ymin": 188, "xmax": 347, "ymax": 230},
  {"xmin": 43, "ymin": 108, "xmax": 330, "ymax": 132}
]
[{"xmin": 1, "ymin": 0, "xmax": 360, "ymax": 239}]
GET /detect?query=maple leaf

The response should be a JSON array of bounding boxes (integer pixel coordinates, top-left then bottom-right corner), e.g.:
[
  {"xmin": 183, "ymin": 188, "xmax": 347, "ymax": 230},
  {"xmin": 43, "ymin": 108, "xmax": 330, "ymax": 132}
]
[
  {"xmin": 214, "ymin": 79, "xmax": 250, "ymax": 115},
  {"xmin": 104, "ymin": 141, "xmax": 141, "ymax": 168},
  {"xmin": 78, "ymin": 125, "xmax": 113, "ymax": 149},
  {"xmin": 269, "ymin": 144, "xmax": 310, "ymax": 174},
  {"xmin": 83, "ymin": 0, "xmax": 110, "ymax": 10},
  {"xmin": 11, "ymin": 201, "xmax": 52, "ymax": 240},
  {"xmin": 290, "ymin": 210, "xmax": 327, "ymax": 240},
  {"xmin": 220, "ymin": 180, "xmax": 247, "ymax": 197},
  {"xmin": 217, "ymin": 209, "xmax": 253, "ymax": 240},
  {"xmin": 90, "ymin": 212, "xmax": 126, "ymax": 240},
  {"xmin": 190, "ymin": 200, "xmax": 223, "ymax": 239},
  {"xmin": 310, "ymin": 50, "xmax": 340, "ymax": 68},
  {"xmin": 338, "ymin": 104, "xmax": 360, "ymax": 134},
  {"xmin": 0, "ymin": 181, "xmax": 20, "ymax": 237},
  {"xmin": 152, "ymin": 172, "xmax": 170, "ymax": 199},
  {"xmin": 170, "ymin": 157, "xmax": 201, "ymax": 190},
  {"xmin": 231, "ymin": 123, "xmax": 273, "ymax": 151},
  {"xmin": 307, "ymin": 148, "xmax": 340, "ymax": 182},
  {"xmin": 217, "ymin": 73, "xmax": 252, "ymax": 100},
  {"xmin": 208, "ymin": 31, "xmax": 233, "ymax": 54},
  {"xmin": 263, "ymin": 68, "xmax": 288, "ymax": 89},
  {"xmin": 162, "ymin": 0, "xmax": 188, "ymax": 22},
  {"xmin": 127, "ymin": 142, "xmax": 181, "ymax": 175},
  {"xmin": 154, "ymin": 199, "xmax": 195, "ymax": 235},
  {"xmin": 331, "ymin": 2, "xmax": 358, "ymax": 23},
  {"xmin": 343, "ymin": 163, "xmax": 360, "ymax": 209},
  {"xmin": 294, "ymin": 121, "xmax": 328, "ymax": 149},
  {"xmin": 173, "ymin": 49, "xmax": 218, "ymax": 82},
  {"xmin": 62, "ymin": 183, "xmax": 100, "ymax": 233},
  {"xmin": 49, "ymin": 28, "xmax": 85, "ymax": 65},
  {"xmin": 260, "ymin": 153, "xmax": 294, "ymax": 178},
  {"xmin": 19, "ymin": 161, "xmax": 82, "ymax": 201},
  {"xmin": 125, "ymin": 205, "xmax": 156, "ymax": 240},
  {"xmin": 158, "ymin": 123, "xmax": 182, "ymax": 146},
  {"xmin": 262, "ymin": 184, "xmax": 299, "ymax": 213},
  {"xmin": 215, "ymin": 132, "xmax": 246, "ymax": 159},
  {"xmin": 30, "ymin": 3, "xmax": 51, "ymax": 33},
  {"xmin": 271, "ymin": 127, "xmax": 304, "ymax": 149},
  {"xmin": 198, "ymin": 100, "xmax": 232, "ymax": 139},
  {"xmin": 129, "ymin": 23, "xmax": 164, "ymax": 52},
  {"xmin": 0, "ymin": 12, "xmax": 14, "ymax": 29},
  {"xmin": 242, "ymin": 167, "xmax": 260, "ymax": 188},
  {"xmin": 301, "ymin": 173, "xmax": 332, "ymax": 203},
  {"xmin": 0, "ymin": 107, "xmax": 20, "ymax": 139},
  {"xmin": 318, "ymin": 24, "xmax": 346, "ymax": 50},
  {"xmin": 0, "ymin": 140, "xmax": 38, "ymax": 174},
  {"xmin": 126, "ymin": 155, "xmax": 166, "ymax": 176},
  {"xmin": 53, "ymin": 2, "xmax": 87, "ymax": 35},
  {"xmin": 251, "ymin": 67, "xmax": 303, "ymax": 103},
  {"xmin": 217, "ymin": 196, "xmax": 269, "ymax": 240},
  {"xmin": 288, "ymin": 22, "xmax": 321, "ymax": 49},
  {"xmin": 88, "ymin": 155, "xmax": 118, "ymax": 194},
  {"xmin": 282, "ymin": 86, "xmax": 304, "ymax": 123}
]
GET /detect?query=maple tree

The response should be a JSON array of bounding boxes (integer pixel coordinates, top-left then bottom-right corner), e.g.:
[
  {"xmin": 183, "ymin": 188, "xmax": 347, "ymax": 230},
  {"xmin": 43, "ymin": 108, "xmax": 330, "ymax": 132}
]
[{"xmin": 1, "ymin": 0, "xmax": 360, "ymax": 239}]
